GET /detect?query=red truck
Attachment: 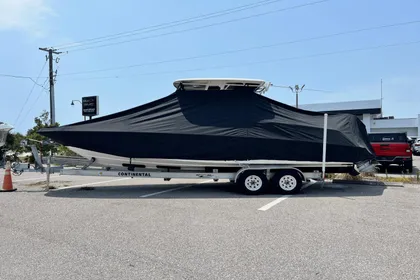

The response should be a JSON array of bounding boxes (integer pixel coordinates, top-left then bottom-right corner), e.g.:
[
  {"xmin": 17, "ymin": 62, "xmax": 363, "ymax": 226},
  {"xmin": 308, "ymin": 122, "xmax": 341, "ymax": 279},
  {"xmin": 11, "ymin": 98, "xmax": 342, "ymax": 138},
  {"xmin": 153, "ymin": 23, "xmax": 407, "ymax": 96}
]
[{"xmin": 368, "ymin": 132, "xmax": 413, "ymax": 173}]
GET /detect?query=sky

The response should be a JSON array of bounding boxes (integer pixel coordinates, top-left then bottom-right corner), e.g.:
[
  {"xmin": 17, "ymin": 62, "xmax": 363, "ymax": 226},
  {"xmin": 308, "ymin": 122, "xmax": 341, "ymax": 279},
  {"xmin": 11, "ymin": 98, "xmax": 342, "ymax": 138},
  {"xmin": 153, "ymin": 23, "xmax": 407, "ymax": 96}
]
[{"xmin": 0, "ymin": 0, "xmax": 419, "ymax": 134}]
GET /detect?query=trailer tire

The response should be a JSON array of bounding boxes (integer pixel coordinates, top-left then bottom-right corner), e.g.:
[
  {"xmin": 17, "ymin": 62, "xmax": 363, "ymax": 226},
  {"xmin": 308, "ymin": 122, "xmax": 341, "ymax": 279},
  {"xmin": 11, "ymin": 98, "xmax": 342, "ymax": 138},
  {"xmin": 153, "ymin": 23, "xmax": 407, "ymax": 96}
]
[
  {"xmin": 237, "ymin": 170, "xmax": 268, "ymax": 195},
  {"xmin": 404, "ymin": 160, "xmax": 413, "ymax": 174},
  {"xmin": 271, "ymin": 170, "xmax": 302, "ymax": 194}
]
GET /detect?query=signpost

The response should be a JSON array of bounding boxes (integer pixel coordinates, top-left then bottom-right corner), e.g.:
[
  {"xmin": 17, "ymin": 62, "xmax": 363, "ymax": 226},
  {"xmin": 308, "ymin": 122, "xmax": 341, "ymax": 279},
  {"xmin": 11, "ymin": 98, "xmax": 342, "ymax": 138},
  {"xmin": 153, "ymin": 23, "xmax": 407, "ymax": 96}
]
[{"xmin": 82, "ymin": 96, "xmax": 99, "ymax": 120}]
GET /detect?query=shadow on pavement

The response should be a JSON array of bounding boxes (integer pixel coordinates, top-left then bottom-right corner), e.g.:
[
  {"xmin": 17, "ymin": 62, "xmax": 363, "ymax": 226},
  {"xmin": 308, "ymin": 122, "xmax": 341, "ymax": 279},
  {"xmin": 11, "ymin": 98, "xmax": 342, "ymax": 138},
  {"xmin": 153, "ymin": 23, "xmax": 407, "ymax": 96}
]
[
  {"xmin": 299, "ymin": 182, "xmax": 391, "ymax": 198},
  {"xmin": 44, "ymin": 181, "xmax": 391, "ymax": 199}
]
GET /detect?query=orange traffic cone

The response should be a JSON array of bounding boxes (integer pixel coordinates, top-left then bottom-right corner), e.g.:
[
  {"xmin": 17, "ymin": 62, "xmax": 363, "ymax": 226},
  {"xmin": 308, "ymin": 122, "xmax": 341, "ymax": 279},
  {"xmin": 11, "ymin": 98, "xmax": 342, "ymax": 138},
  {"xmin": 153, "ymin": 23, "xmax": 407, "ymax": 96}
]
[{"xmin": 1, "ymin": 161, "xmax": 16, "ymax": 192}]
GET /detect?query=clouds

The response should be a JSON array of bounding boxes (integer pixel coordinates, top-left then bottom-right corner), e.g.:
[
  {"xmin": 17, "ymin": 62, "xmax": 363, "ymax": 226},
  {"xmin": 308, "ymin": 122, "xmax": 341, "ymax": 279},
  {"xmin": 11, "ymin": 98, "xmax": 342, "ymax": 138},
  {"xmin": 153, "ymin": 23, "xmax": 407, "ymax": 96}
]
[{"xmin": 0, "ymin": 0, "xmax": 55, "ymax": 36}]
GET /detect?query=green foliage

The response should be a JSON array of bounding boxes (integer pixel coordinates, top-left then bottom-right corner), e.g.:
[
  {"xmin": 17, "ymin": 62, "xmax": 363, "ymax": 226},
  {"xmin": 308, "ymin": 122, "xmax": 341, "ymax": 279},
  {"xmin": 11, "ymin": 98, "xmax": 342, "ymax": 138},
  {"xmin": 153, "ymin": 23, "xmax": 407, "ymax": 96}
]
[
  {"xmin": 57, "ymin": 145, "xmax": 78, "ymax": 156},
  {"xmin": 4, "ymin": 110, "xmax": 77, "ymax": 159},
  {"xmin": 4, "ymin": 132, "xmax": 26, "ymax": 153},
  {"xmin": 25, "ymin": 110, "xmax": 60, "ymax": 156}
]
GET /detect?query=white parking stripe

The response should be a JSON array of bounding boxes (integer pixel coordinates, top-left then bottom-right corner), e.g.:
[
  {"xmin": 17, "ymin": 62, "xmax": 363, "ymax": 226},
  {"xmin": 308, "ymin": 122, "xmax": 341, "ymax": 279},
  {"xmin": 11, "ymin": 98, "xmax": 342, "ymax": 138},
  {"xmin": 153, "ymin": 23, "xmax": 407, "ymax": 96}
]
[
  {"xmin": 141, "ymin": 179, "xmax": 214, "ymax": 198},
  {"xmin": 58, "ymin": 178, "xmax": 131, "ymax": 190},
  {"xmin": 257, "ymin": 180, "xmax": 318, "ymax": 211},
  {"xmin": 12, "ymin": 175, "xmax": 61, "ymax": 182},
  {"xmin": 140, "ymin": 185, "xmax": 193, "ymax": 198},
  {"xmin": 58, "ymin": 178, "xmax": 215, "ymax": 193},
  {"xmin": 258, "ymin": 196, "xmax": 291, "ymax": 211}
]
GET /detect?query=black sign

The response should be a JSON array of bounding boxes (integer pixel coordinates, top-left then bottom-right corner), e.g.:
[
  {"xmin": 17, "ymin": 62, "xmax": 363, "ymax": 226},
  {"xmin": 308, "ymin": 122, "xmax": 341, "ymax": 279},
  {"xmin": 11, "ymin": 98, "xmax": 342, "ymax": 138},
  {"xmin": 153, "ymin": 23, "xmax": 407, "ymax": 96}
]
[{"xmin": 82, "ymin": 96, "xmax": 99, "ymax": 117}]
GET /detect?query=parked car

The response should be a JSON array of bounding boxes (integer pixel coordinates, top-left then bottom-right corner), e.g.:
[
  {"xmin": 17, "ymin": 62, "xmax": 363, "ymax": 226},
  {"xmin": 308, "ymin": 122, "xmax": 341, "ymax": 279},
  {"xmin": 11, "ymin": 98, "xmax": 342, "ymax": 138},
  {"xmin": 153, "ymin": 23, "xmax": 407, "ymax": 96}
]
[
  {"xmin": 368, "ymin": 132, "xmax": 413, "ymax": 173},
  {"xmin": 413, "ymin": 139, "xmax": 420, "ymax": 155}
]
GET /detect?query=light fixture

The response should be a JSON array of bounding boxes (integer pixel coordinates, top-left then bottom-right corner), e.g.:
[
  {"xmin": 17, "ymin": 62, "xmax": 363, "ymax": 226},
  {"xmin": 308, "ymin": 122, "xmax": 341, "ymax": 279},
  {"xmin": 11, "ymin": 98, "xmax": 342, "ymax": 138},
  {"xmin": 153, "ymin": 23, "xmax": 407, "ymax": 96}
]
[{"xmin": 71, "ymin": 100, "xmax": 82, "ymax": 106}]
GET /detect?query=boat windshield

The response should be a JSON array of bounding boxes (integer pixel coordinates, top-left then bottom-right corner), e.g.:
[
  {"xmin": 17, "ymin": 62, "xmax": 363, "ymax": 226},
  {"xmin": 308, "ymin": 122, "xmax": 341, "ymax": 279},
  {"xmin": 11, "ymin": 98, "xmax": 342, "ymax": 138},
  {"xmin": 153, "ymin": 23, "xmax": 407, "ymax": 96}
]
[{"xmin": 173, "ymin": 79, "xmax": 271, "ymax": 94}]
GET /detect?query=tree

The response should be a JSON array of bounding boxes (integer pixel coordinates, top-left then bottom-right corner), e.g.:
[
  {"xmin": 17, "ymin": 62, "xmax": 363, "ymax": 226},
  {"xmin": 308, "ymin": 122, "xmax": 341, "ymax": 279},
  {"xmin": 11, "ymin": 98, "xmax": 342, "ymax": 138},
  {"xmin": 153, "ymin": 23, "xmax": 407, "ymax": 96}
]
[
  {"xmin": 26, "ymin": 110, "xmax": 58, "ymax": 157},
  {"xmin": 4, "ymin": 132, "xmax": 26, "ymax": 154},
  {"xmin": 1, "ymin": 132, "xmax": 23, "ymax": 162},
  {"xmin": 26, "ymin": 110, "xmax": 78, "ymax": 157}
]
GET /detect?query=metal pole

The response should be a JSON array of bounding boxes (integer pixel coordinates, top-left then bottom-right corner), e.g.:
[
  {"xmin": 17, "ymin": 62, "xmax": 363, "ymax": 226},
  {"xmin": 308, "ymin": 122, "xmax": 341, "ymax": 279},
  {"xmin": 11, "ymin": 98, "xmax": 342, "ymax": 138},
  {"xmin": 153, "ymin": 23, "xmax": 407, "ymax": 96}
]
[
  {"xmin": 296, "ymin": 90, "xmax": 298, "ymax": 108},
  {"xmin": 322, "ymin": 113, "xmax": 328, "ymax": 180},
  {"xmin": 39, "ymin": 47, "xmax": 62, "ymax": 126},
  {"xmin": 48, "ymin": 49, "xmax": 56, "ymax": 126},
  {"xmin": 46, "ymin": 152, "xmax": 51, "ymax": 191},
  {"xmin": 380, "ymin": 78, "xmax": 383, "ymax": 116}
]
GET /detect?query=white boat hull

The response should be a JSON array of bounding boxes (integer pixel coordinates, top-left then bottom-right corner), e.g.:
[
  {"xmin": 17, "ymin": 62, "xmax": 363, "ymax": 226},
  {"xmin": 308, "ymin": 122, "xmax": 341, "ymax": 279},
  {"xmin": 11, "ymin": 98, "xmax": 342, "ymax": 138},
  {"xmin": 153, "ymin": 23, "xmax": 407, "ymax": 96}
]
[
  {"xmin": 68, "ymin": 146, "xmax": 355, "ymax": 170},
  {"xmin": 0, "ymin": 123, "xmax": 13, "ymax": 148}
]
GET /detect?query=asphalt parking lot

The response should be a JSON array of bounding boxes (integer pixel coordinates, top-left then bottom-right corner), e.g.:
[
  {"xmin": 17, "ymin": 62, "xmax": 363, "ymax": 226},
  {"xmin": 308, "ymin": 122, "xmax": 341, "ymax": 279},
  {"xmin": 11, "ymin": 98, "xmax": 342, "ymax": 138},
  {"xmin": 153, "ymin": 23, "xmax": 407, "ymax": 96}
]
[{"xmin": 0, "ymin": 171, "xmax": 419, "ymax": 280}]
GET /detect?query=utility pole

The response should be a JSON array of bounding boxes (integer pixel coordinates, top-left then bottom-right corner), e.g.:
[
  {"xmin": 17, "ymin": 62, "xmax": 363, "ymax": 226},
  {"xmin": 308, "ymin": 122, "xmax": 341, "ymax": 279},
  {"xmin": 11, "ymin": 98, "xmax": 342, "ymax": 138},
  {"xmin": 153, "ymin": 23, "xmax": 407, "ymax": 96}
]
[
  {"xmin": 380, "ymin": 78, "xmax": 383, "ymax": 116},
  {"xmin": 289, "ymin": 84, "xmax": 305, "ymax": 108},
  {"xmin": 39, "ymin": 47, "xmax": 62, "ymax": 126}
]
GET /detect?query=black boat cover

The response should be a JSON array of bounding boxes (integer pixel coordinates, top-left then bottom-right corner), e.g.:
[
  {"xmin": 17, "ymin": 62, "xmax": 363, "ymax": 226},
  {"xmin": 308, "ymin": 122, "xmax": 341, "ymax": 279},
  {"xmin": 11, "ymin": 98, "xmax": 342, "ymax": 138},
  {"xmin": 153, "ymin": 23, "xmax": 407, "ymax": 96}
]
[{"xmin": 39, "ymin": 87, "xmax": 375, "ymax": 163}]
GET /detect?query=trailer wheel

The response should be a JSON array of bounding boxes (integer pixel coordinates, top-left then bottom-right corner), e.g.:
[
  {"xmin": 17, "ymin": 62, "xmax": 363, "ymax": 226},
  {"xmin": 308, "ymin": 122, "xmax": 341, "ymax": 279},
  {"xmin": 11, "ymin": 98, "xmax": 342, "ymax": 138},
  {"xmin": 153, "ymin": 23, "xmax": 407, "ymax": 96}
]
[
  {"xmin": 271, "ymin": 170, "xmax": 302, "ymax": 194},
  {"xmin": 404, "ymin": 160, "xmax": 413, "ymax": 174},
  {"xmin": 237, "ymin": 170, "xmax": 268, "ymax": 195}
]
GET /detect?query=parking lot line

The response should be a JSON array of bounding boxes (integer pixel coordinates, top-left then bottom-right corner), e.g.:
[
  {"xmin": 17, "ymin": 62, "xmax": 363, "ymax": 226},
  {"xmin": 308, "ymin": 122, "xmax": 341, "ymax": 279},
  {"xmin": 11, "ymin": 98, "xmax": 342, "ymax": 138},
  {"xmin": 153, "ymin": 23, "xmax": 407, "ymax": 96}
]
[
  {"xmin": 140, "ymin": 179, "xmax": 214, "ymax": 198},
  {"xmin": 257, "ymin": 180, "xmax": 317, "ymax": 211},
  {"xmin": 59, "ymin": 178, "xmax": 132, "ymax": 190},
  {"xmin": 258, "ymin": 196, "xmax": 291, "ymax": 211},
  {"xmin": 12, "ymin": 174, "xmax": 61, "ymax": 182},
  {"xmin": 140, "ymin": 185, "xmax": 193, "ymax": 198}
]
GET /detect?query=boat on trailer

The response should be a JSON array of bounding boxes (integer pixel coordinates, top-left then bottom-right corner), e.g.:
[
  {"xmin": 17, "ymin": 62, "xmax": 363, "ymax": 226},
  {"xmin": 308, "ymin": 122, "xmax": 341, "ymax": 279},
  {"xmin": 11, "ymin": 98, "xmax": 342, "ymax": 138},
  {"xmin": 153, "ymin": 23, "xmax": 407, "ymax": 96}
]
[
  {"xmin": 0, "ymin": 122, "xmax": 13, "ymax": 148},
  {"xmin": 39, "ymin": 78, "xmax": 376, "ymax": 194}
]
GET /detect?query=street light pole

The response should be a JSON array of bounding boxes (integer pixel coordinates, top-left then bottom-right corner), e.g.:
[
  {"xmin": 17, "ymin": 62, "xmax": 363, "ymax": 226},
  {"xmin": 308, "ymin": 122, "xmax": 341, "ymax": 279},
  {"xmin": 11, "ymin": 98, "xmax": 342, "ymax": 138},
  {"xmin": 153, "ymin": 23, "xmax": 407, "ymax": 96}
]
[
  {"xmin": 289, "ymin": 84, "xmax": 305, "ymax": 108},
  {"xmin": 71, "ymin": 100, "xmax": 85, "ymax": 121}
]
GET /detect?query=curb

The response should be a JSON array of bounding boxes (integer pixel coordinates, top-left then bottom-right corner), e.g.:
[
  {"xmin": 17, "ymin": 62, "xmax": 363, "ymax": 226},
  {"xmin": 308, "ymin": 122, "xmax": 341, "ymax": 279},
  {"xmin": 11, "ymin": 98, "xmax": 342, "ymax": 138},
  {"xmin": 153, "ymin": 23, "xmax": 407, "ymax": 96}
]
[{"xmin": 332, "ymin": 179, "xmax": 383, "ymax": 185}]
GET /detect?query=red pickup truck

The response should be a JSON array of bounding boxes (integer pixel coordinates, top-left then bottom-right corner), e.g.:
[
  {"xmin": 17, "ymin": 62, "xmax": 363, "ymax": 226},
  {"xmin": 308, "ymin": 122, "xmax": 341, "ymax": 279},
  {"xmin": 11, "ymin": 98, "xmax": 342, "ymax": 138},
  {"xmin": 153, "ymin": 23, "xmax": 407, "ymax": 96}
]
[{"xmin": 368, "ymin": 132, "xmax": 413, "ymax": 172}]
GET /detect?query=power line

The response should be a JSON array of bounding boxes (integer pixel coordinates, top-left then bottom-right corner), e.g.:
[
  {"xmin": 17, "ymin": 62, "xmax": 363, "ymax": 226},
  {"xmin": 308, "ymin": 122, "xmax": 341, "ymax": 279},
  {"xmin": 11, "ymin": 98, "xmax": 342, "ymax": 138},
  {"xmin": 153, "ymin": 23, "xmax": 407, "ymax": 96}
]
[
  {"xmin": 271, "ymin": 84, "xmax": 332, "ymax": 93},
  {"xmin": 13, "ymin": 61, "xmax": 48, "ymax": 126},
  {"xmin": 63, "ymin": 0, "xmax": 329, "ymax": 52},
  {"xmin": 16, "ymin": 78, "xmax": 50, "ymax": 131},
  {"xmin": 0, "ymin": 74, "xmax": 35, "ymax": 79},
  {"xmin": 270, "ymin": 85, "xmax": 290, "ymax": 88},
  {"xmin": 58, "ymin": 19, "xmax": 420, "ymax": 77},
  {"xmin": 0, "ymin": 73, "xmax": 48, "ymax": 86},
  {"xmin": 54, "ymin": 0, "xmax": 285, "ymax": 49},
  {"xmin": 305, "ymin": 88, "xmax": 334, "ymax": 93},
  {"xmin": 274, "ymin": 84, "xmax": 332, "ymax": 108},
  {"xmin": 61, "ymin": 39, "xmax": 420, "ymax": 81}
]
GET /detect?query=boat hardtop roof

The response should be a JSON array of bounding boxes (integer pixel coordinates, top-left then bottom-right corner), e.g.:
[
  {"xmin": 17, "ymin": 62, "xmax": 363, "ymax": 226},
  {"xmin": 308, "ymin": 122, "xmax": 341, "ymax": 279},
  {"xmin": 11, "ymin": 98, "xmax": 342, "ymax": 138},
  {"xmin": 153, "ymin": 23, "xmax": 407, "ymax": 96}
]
[
  {"xmin": 173, "ymin": 78, "xmax": 271, "ymax": 94},
  {"xmin": 0, "ymin": 122, "xmax": 13, "ymax": 130}
]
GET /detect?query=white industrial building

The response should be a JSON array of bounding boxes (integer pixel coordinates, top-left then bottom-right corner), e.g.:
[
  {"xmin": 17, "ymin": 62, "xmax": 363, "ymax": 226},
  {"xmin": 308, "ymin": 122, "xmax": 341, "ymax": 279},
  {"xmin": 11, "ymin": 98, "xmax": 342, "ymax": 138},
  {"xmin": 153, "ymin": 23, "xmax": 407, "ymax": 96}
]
[{"xmin": 300, "ymin": 99, "xmax": 420, "ymax": 137}]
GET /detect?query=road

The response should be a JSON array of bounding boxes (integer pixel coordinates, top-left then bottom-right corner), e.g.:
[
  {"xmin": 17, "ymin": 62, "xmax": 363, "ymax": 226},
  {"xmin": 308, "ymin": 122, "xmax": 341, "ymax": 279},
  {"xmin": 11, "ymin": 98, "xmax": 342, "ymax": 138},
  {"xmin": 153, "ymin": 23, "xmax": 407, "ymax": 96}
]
[{"xmin": 0, "ymin": 172, "xmax": 419, "ymax": 280}]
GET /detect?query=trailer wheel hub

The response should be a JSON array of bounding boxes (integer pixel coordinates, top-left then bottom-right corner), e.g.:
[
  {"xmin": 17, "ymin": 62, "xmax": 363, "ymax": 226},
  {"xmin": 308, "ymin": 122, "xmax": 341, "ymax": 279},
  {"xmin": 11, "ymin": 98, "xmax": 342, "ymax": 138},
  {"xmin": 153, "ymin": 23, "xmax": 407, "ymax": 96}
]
[
  {"xmin": 279, "ymin": 175, "xmax": 297, "ymax": 191},
  {"xmin": 244, "ymin": 175, "xmax": 263, "ymax": 191}
]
